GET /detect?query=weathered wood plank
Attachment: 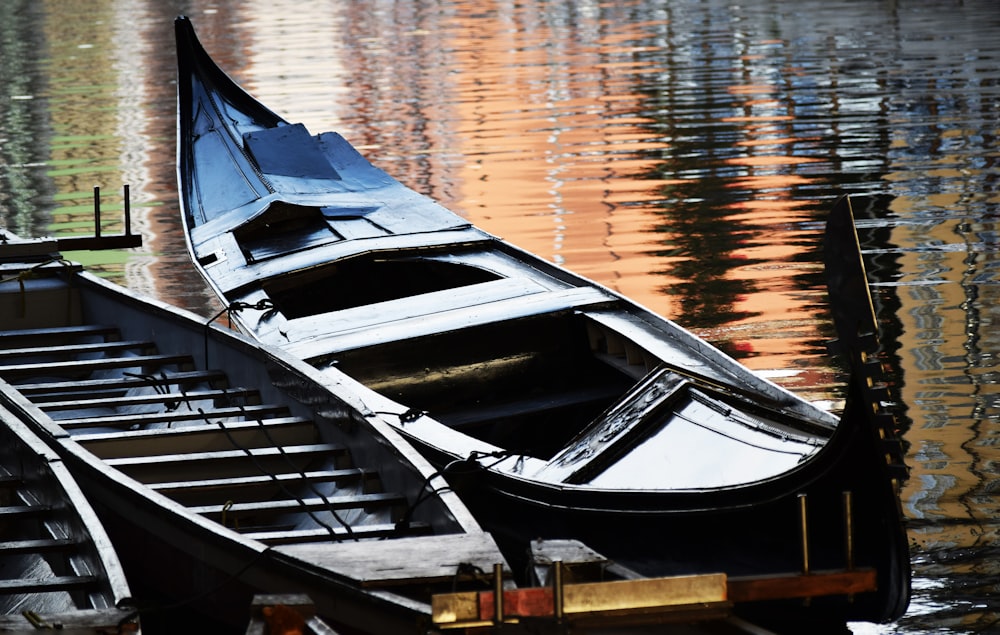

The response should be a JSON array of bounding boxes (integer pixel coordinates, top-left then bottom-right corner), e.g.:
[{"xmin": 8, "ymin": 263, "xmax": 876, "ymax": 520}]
[
  {"xmin": 38, "ymin": 387, "xmax": 259, "ymax": 412},
  {"xmin": 0, "ymin": 340, "xmax": 153, "ymax": 361},
  {"xmin": 0, "ymin": 607, "xmax": 137, "ymax": 632},
  {"xmin": 246, "ymin": 521, "xmax": 430, "ymax": 545},
  {"xmin": 727, "ymin": 569, "xmax": 877, "ymax": 603},
  {"xmin": 190, "ymin": 492, "xmax": 404, "ymax": 517},
  {"xmin": 105, "ymin": 442, "xmax": 344, "ymax": 468},
  {"xmin": 57, "ymin": 403, "xmax": 290, "ymax": 430},
  {"xmin": 0, "ymin": 574, "xmax": 97, "ymax": 594},
  {"xmin": 274, "ymin": 533, "xmax": 509, "ymax": 587},
  {"xmin": 0, "ymin": 504, "xmax": 51, "ymax": 519},
  {"xmin": 0, "ymin": 354, "xmax": 192, "ymax": 378},
  {"xmin": 0, "ymin": 324, "xmax": 118, "ymax": 342},
  {"xmin": 150, "ymin": 468, "xmax": 371, "ymax": 493},
  {"xmin": 75, "ymin": 417, "xmax": 317, "ymax": 458},
  {"xmin": 105, "ymin": 443, "xmax": 348, "ymax": 483},
  {"xmin": 0, "ymin": 537, "xmax": 75, "ymax": 554},
  {"xmin": 14, "ymin": 370, "xmax": 228, "ymax": 399},
  {"xmin": 283, "ymin": 286, "xmax": 613, "ymax": 360}
]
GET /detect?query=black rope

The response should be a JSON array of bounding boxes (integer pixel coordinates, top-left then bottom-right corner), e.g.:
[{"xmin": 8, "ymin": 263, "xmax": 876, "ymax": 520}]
[
  {"xmin": 232, "ymin": 395, "xmax": 359, "ymax": 541},
  {"xmin": 190, "ymin": 392, "xmax": 355, "ymax": 541},
  {"xmin": 202, "ymin": 299, "xmax": 275, "ymax": 368},
  {"xmin": 122, "ymin": 371, "xmax": 181, "ymax": 411},
  {"xmin": 169, "ymin": 339, "xmax": 357, "ymax": 540},
  {"xmin": 178, "ymin": 379, "xmax": 358, "ymax": 541},
  {"xmin": 393, "ymin": 450, "xmax": 516, "ymax": 535}
]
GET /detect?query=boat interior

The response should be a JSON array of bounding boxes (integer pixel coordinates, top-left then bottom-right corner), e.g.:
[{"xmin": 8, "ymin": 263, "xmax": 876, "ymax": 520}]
[
  {"xmin": 324, "ymin": 306, "xmax": 830, "ymax": 486},
  {"xmin": 0, "ymin": 260, "xmax": 467, "ymax": 547},
  {"xmin": 0, "ymin": 416, "xmax": 124, "ymax": 615},
  {"xmin": 189, "ymin": 233, "xmax": 837, "ymax": 489}
]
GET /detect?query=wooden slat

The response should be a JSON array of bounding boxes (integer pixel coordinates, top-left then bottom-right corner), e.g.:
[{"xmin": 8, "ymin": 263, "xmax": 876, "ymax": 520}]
[
  {"xmin": 245, "ymin": 522, "xmax": 430, "ymax": 545},
  {"xmin": 274, "ymin": 533, "xmax": 509, "ymax": 588},
  {"xmin": 0, "ymin": 354, "xmax": 192, "ymax": 378},
  {"xmin": 0, "ymin": 537, "xmax": 75, "ymax": 554},
  {"xmin": 190, "ymin": 492, "xmax": 404, "ymax": 518},
  {"xmin": 727, "ymin": 569, "xmax": 878, "ymax": 603},
  {"xmin": 150, "ymin": 468, "xmax": 371, "ymax": 495},
  {"xmin": 75, "ymin": 417, "xmax": 317, "ymax": 458},
  {"xmin": 0, "ymin": 608, "xmax": 138, "ymax": 632},
  {"xmin": 104, "ymin": 443, "xmax": 346, "ymax": 482},
  {"xmin": 38, "ymin": 388, "xmax": 259, "ymax": 412},
  {"xmin": 14, "ymin": 370, "xmax": 228, "ymax": 399},
  {"xmin": 282, "ymin": 287, "xmax": 612, "ymax": 359},
  {"xmin": 0, "ymin": 474, "xmax": 22, "ymax": 489},
  {"xmin": 0, "ymin": 575, "xmax": 98, "ymax": 595},
  {"xmin": 0, "ymin": 504, "xmax": 51, "ymax": 519},
  {"xmin": 57, "ymin": 403, "xmax": 290, "ymax": 430},
  {"xmin": 0, "ymin": 324, "xmax": 119, "ymax": 344},
  {"xmin": 0, "ymin": 340, "xmax": 153, "ymax": 361}
]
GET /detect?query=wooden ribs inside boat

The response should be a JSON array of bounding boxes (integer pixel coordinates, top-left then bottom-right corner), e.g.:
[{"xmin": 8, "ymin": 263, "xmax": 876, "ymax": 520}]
[{"xmin": 0, "ymin": 322, "xmax": 427, "ymax": 544}]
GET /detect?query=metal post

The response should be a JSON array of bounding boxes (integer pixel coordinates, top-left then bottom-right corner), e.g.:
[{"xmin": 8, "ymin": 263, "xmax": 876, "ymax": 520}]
[
  {"xmin": 798, "ymin": 493, "xmax": 810, "ymax": 574},
  {"xmin": 493, "ymin": 563, "xmax": 504, "ymax": 624},
  {"xmin": 93, "ymin": 186, "xmax": 101, "ymax": 238},
  {"xmin": 123, "ymin": 184, "xmax": 132, "ymax": 237},
  {"xmin": 553, "ymin": 560, "xmax": 564, "ymax": 620}
]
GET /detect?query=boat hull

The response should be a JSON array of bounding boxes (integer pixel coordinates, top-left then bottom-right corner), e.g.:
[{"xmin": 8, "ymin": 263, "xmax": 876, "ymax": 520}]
[
  {"xmin": 173, "ymin": 15, "xmax": 911, "ymax": 630},
  {"xmin": 0, "ymin": 245, "xmax": 509, "ymax": 634}
]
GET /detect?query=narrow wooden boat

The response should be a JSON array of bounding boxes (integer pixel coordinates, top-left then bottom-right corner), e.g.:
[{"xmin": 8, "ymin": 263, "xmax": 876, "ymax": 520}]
[
  {"xmin": 0, "ymin": 233, "xmax": 509, "ymax": 634},
  {"xmin": 0, "ymin": 386, "xmax": 134, "ymax": 632},
  {"xmin": 175, "ymin": 15, "xmax": 911, "ymax": 631}
]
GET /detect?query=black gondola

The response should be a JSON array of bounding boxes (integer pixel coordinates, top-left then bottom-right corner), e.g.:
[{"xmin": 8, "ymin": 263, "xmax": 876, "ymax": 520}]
[{"xmin": 174, "ymin": 15, "xmax": 910, "ymax": 632}]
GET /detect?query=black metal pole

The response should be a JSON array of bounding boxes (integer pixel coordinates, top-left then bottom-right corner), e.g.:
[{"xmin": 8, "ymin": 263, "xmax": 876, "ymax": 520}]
[{"xmin": 93, "ymin": 186, "xmax": 101, "ymax": 238}]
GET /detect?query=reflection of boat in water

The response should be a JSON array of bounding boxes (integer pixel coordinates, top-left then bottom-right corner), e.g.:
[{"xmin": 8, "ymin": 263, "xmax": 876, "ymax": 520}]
[
  {"xmin": 175, "ymin": 14, "xmax": 910, "ymax": 630},
  {"xmin": 0, "ymin": 399, "xmax": 134, "ymax": 633},
  {"xmin": 0, "ymin": 232, "xmax": 508, "ymax": 633}
]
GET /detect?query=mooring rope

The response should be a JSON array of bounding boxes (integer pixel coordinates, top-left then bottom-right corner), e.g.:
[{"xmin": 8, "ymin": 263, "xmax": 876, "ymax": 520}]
[
  {"xmin": 171, "ymin": 379, "xmax": 358, "ymax": 541},
  {"xmin": 202, "ymin": 299, "xmax": 275, "ymax": 368}
]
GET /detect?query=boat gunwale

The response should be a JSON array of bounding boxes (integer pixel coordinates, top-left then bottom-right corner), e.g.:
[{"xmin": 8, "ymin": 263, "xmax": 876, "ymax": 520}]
[{"xmin": 0, "ymin": 401, "xmax": 134, "ymax": 612}]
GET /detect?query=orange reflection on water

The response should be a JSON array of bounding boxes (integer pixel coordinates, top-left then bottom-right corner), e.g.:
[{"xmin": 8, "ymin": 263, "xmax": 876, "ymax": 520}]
[{"xmin": 440, "ymin": 5, "xmax": 680, "ymax": 316}]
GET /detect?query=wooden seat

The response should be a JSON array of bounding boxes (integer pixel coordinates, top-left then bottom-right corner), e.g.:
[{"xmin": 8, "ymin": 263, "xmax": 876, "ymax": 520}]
[
  {"xmin": 246, "ymin": 522, "xmax": 430, "ymax": 545},
  {"xmin": 0, "ymin": 504, "xmax": 51, "ymax": 520},
  {"xmin": 0, "ymin": 324, "xmax": 119, "ymax": 344},
  {"xmin": 149, "ymin": 468, "xmax": 376, "ymax": 506},
  {"xmin": 0, "ymin": 537, "xmax": 75, "ymax": 555},
  {"xmin": 75, "ymin": 417, "xmax": 318, "ymax": 458},
  {"xmin": 0, "ymin": 354, "xmax": 193, "ymax": 379},
  {"xmin": 105, "ymin": 443, "xmax": 348, "ymax": 482},
  {"xmin": 0, "ymin": 340, "xmax": 155, "ymax": 362},
  {"xmin": 37, "ymin": 388, "xmax": 261, "ymax": 412},
  {"xmin": 14, "ymin": 370, "xmax": 229, "ymax": 400},
  {"xmin": 57, "ymin": 403, "xmax": 291, "ymax": 431},
  {"xmin": 189, "ymin": 492, "xmax": 405, "ymax": 519},
  {"xmin": 0, "ymin": 575, "xmax": 99, "ymax": 595}
]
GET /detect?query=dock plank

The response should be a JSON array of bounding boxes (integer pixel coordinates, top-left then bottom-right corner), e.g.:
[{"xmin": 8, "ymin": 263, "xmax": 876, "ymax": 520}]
[{"xmin": 274, "ymin": 533, "xmax": 509, "ymax": 588}]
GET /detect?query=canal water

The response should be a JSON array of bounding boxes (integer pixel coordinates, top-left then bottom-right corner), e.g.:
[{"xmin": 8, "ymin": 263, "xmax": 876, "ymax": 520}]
[{"xmin": 1, "ymin": 0, "xmax": 997, "ymax": 632}]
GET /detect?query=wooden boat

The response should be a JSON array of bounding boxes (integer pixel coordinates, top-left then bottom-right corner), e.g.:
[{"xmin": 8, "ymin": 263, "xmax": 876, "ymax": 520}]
[
  {"xmin": 0, "ymin": 384, "xmax": 135, "ymax": 632},
  {"xmin": 0, "ymin": 232, "xmax": 511, "ymax": 634},
  {"xmin": 175, "ymin": 15, "xmax": 911, "ymax": 631}
]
